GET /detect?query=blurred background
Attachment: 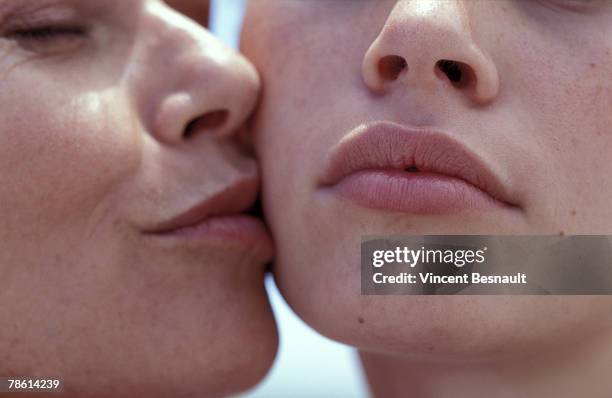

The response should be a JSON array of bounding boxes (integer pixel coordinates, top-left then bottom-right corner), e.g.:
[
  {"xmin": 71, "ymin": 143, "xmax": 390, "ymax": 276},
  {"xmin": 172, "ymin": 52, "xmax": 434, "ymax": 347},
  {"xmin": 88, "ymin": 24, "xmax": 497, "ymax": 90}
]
[{"xmin": 209, "ymin": 1, "xmax": 369, "ymax": 397}]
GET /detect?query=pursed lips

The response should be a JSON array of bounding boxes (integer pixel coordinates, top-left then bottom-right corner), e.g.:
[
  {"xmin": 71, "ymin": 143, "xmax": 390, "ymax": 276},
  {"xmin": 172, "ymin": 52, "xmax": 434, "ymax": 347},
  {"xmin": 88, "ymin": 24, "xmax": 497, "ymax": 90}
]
[{"xmin": 318, "ymin": 121, "xmax": 519, "ymax": 214}]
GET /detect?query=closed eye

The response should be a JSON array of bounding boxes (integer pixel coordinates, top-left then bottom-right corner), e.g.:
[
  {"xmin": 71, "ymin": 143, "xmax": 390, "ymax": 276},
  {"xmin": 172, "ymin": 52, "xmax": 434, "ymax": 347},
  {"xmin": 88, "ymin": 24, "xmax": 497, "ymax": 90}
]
[
  {"xmin": 537, "ymin": 0, "xmax": 609, "ymax": 12},
  {"xmin": 6, "ymin": 24, "xmax": 88, "ymax": 54},
  {"xmin": 9, "ymin": 26, "xmax": 86, "ymax": 41}
]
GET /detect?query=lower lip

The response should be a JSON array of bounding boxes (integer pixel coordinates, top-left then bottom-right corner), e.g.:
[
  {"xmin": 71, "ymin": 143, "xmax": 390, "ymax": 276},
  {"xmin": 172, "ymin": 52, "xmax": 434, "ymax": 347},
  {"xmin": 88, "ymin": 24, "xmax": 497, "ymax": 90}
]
[
  {"xmin": 147, "ymin": 214, "xmax": 273, "ymax": 249},
  {"xmin": 328, "ymin": 170, "xmax": 506, "ymax": 214}
]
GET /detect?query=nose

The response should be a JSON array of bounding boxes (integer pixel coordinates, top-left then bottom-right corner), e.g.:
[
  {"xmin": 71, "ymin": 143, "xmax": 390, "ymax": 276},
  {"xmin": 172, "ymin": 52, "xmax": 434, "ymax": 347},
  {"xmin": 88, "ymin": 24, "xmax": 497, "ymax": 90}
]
[
  {"xmin": 361, "ymin": 0, "xmax": 499, "ymax": 104},
  {"xmin": 129, "ymin": 1, "xmax": 259, "ymax": 145}
]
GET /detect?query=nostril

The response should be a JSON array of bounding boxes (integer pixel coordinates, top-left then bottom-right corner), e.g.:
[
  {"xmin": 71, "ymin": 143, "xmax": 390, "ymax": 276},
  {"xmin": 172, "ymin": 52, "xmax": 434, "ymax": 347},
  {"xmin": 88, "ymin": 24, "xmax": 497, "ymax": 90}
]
[
  {"xmin": 378, "ymin": 55, "xmax": 408, "ymax": 82},
  {"xmin": 437, "ymin": 60, "xmax": 461, "ymax": 83},
  {"xmin": 183, "ymin": 109, "xmax": 229, "ymax": 139},
  {"xmin": 436, "ymin": 60, "xmax": 473, "ymax": 88}
]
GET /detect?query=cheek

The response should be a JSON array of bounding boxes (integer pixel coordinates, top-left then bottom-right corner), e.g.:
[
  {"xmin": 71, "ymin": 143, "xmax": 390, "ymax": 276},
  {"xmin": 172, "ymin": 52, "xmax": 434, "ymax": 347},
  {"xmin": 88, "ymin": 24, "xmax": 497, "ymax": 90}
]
[
  {"xmin": 251, "ymin": 26, "xmax": 365, "ymax": 204},
  {"xmin": 482, "ymin": 8, "xmax": 612, "ymax": 144},
  {"xmin": 482, "ymin": 15, "xmax": 612, "ymax": 229},
  {"xmin": 0, "ymin": 85, "xmax": 141, "ymax": 240}
]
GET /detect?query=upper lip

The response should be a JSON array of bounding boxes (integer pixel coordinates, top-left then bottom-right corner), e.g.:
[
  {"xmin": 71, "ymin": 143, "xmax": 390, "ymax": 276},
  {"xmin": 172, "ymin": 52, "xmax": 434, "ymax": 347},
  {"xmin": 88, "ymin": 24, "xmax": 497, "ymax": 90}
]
[
  {"xmin": 319, "ymin": 121, "xmax": 518, "ymax": 207},
  {"xmin": 143, "ymin": 175, "xmax": 260, "ymax": 234}
]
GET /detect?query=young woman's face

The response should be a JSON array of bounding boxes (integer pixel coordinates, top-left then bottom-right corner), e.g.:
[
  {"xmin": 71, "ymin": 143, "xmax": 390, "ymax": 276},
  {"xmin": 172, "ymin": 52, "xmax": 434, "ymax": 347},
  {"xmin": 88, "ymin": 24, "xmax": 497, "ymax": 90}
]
[
  {"xmin": 242, "ymin": 0, "xmax": 612, "ymax": 359},
  {"xmin": 0, "ymin": 0, "xmax": 276, "ymax": 396}
]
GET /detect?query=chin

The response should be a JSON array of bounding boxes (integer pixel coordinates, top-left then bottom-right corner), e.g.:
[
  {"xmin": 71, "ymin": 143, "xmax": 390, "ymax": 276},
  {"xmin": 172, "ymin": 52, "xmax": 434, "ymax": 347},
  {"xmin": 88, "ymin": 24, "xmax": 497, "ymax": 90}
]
[
  {"xmin": 275, "ymin": 240, "xmax": 611, "ymax": 364},
  {"xmin": 178, "ymin": 288, "xmax": 280, "ymax": 398},
  {"xmin": 213, "ymin": 307, "xmax": 279, "ymax": 397},
  {"xmin": 55, "ymin": 282, "xmax": 279, "ymax": 398}
]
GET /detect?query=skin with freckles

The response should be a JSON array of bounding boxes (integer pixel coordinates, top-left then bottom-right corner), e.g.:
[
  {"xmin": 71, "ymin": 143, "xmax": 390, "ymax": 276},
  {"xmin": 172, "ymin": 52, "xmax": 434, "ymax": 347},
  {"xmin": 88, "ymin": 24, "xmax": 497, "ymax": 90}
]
[
  {"xmin": 242, "ymin": 0, "xmax": 612, "ymax": 396},
  {"xmin": 0, "ymin": 0, "xmax": 277, "ymax": 397}
]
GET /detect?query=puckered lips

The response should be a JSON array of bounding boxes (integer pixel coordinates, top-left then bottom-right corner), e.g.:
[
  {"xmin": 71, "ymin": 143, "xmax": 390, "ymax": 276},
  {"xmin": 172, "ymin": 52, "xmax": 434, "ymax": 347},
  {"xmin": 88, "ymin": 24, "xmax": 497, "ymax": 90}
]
[{"xmin": 319, "ymin": 121, "xmax": 518, "ymax": 214}]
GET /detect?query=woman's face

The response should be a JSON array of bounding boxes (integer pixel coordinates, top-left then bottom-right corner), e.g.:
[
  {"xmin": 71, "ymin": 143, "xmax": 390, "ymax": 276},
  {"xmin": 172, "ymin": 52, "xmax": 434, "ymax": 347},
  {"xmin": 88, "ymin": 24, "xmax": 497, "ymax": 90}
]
[
  {"xmin": 242, "ymin": 0, "xmax": 612, "ymax": 360},
  {"xmin": 0, "ymin": 0, "xmax": 276, "ymax": 396}
]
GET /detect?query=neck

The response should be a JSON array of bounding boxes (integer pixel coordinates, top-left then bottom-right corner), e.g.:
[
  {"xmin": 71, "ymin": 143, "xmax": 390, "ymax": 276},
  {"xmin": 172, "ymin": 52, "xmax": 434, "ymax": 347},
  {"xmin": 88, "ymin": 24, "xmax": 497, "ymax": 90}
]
[{"xmin": 360, "ymin": 331, "xmax": 612, "ymax": 398}]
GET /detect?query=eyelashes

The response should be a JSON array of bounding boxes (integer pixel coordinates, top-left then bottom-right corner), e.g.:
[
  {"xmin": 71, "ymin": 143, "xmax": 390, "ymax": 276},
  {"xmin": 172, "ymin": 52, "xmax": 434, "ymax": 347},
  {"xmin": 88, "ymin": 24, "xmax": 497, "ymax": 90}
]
[
  {"xmin": 5, "ymin": 24, "xmax": 88, "ymax": 54},
  {"xmin": 537, "ymin": 0, "xmax": 607, "ymax": 12},
  {"xmin": 9, "ymin": 25, "xmax": 87, "ymax": 41},
  {"xmin": 0, "ymin": 0, "xmax": 90, "ymax": 54}
]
